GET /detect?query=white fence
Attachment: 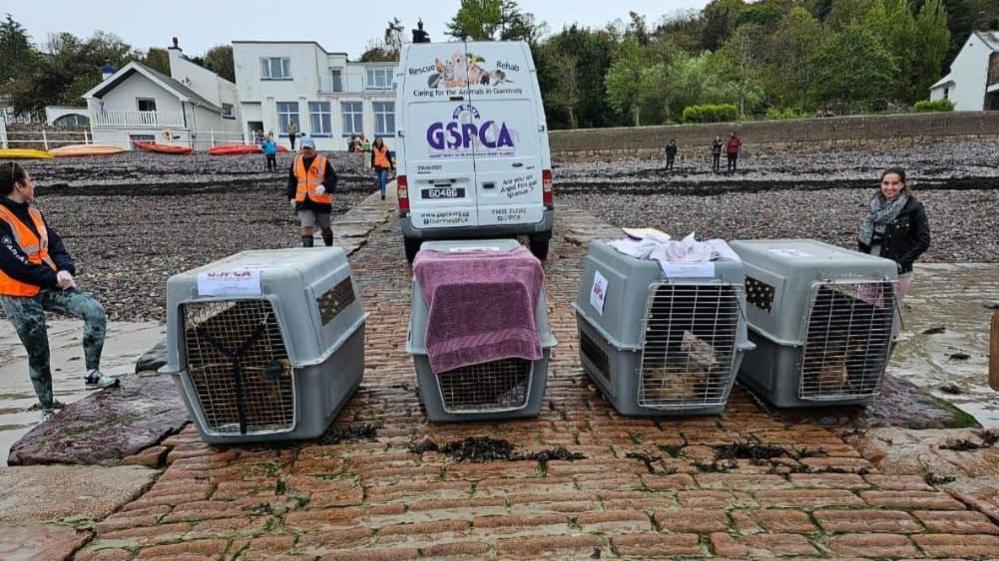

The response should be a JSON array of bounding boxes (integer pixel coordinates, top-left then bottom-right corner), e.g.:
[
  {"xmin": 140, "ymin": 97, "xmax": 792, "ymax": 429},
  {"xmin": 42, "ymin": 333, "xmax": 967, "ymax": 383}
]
[
  {"xmin": 2, "ymin": 129, "xmax": 92, "ymax": 150},
  {"xmin": 91, "ymin": 110, "xmax": 185, "ymax": 128},
  {"xmin": 2, "ymin": 128, "xmax": 255, "ymax": 151}
]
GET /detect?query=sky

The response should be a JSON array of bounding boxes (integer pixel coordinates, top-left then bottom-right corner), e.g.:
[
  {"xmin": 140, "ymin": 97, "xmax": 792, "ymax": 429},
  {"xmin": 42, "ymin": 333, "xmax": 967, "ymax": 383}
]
[{"xmin": 5, "ymin": 0, "xmax": 710, "ymax": 59}]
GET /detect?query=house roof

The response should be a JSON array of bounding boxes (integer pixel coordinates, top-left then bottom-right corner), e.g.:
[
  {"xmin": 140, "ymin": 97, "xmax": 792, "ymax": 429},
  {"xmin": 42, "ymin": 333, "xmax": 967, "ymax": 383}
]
[
  {"xmin": 232, "ymin": 40, "xmax": 349, "ymax": 56},
  {"xmin": 82, "ymin": 61, "xmax": 221, "ymax": 112},
  {"xmin": 977, "ymin": 30, "xmax": 999, "ymax": 51},
  {"xmin": 930, "ymin": 73, "xmax": 955, "ymax": 89}
]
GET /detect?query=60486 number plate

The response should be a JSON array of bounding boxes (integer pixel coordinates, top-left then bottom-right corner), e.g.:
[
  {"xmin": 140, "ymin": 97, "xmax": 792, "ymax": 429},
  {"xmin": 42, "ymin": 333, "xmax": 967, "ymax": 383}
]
[{"xmin": 421, "ymin": 187, "xmax": 465, "ymax": 199}]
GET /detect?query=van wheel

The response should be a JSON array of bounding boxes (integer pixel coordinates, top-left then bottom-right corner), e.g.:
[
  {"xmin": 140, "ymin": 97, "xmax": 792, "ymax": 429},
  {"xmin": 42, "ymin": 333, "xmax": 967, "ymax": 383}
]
[
  {"xmin": 528, "ymin": 234, "xmax": 551, "ymax": 261},
  {"xmin": 404, "ymin": 237, "xmax": 422, "ymax": 263}
]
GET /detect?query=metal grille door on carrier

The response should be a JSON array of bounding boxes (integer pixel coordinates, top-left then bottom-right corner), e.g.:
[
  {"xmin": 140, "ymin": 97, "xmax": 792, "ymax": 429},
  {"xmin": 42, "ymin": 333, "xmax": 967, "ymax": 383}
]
[
  {"xmin": 182, "ymin": 299, "xmax": 294, "ymax": 435},
  {"xmin": 639, "ymin": 284, "xmax": 743, "ymax": 410},
  {"xmin": 799, "ymin": 280, "xmax": 897, "ymax": 400},
  {"xmin": 436, "ymin": 358, "xmax": 533, "ymax": 413}
]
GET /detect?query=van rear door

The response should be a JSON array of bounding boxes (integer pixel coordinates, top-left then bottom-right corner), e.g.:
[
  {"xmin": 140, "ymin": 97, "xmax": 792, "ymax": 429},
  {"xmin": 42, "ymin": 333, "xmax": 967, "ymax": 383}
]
[
  {"xmin": 463, "ymin": 42, "xmax": 545, "ymax": 227},
  {"xmin": 402, "ymin": 44, "xmax": 478, "ymax": 230}
]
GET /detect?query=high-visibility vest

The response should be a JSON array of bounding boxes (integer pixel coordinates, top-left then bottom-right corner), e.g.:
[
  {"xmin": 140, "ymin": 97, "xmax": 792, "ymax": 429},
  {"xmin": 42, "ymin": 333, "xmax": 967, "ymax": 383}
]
[
  {"xmin": 294, "ymin": 154, "xmax": 333, "ymax": 204},
  {"xmin": 0, "ymin": 204, "xmax": 57, "ymax": 297},
  {"xmin": 373, "ymin": 144, "xmax": 390, "ymax": 168}
]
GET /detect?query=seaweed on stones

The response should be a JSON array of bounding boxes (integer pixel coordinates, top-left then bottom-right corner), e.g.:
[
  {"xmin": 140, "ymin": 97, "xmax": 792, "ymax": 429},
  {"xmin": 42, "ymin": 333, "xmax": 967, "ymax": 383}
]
[{"xmin": 319, "ymin": 423, "xmax": 381, "ymax": 445}]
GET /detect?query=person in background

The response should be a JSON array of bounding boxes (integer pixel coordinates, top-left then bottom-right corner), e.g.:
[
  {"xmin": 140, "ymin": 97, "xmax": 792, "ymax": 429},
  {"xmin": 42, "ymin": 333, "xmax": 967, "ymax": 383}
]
[
  {"xmin": 0, "ymin": 163, "xmax": 115, "ymax": 416},
  {"xmin": 347, "ymin": 135, "xmax": 357, "ymax": 152},
  {"xmin": 726, "ymin": 131, "xmax": 742, "ymax": 172},
  {"xmin": 287, "ymin": 119, "xmax": 299, "ymax": 150},
  {"xmin": 361, "ymin": 135, "xmax": 371, "ymax": 169},
  {"xmin": 254, "ymin": 129, "xmax": 265, "ymax": 145},
  {"xmin": 665, "ymin": 139, "xmax": 678, "ymax": 171},
  {"xmin": 858, "ymin": 167, "xmax": 930, "ymax": 300},
  {"xmin": 287, "ymin": 136, "xmax": 337, "ymax": 247},
  {"xmin": 711, "ymin": 136, "xmax": 723, "ymax": 172},
  {"xmin": 262, "ymin": 132, "xmax": 278, "ymax": 172},
  {"xmin": 371, "ymin": 138, "xmax": 394, "ymax": 201}
]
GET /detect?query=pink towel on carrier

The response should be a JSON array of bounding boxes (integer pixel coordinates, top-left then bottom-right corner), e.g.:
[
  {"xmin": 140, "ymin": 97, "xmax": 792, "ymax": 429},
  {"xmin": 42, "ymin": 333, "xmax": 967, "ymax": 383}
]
[{"xmin": 413, "ymin": 246, "xmax": 544, "ymax": 374}]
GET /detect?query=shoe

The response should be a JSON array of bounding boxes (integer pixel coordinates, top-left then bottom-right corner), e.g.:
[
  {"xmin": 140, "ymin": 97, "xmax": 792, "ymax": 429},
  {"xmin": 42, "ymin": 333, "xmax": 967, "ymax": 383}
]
[
  {"xmin": 84, "ymin": 369, "xmax": 120, "ymax": 389},
  {"xmin": 381, "ymin": 194, "xmax": 386, "ymax": 200},
  {"xmin": 28, "ymin": 399, "xmax": 65, "ymax": 413}
]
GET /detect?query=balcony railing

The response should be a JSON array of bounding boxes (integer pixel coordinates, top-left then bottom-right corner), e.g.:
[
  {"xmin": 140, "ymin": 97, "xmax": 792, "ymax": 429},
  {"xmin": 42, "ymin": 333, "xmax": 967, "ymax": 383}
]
[{"xmin": 91, "ymin": 110, "xmax": 185, "ymax": 128}]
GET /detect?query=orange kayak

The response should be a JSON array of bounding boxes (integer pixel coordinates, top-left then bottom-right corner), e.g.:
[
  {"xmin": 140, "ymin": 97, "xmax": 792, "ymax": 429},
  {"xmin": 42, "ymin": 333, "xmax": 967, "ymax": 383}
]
[
  {"xmin": 133, "ymin": 141, "xmax": 193, "ymax": 155},
  {"xmin": 208, "ymin": 144, "xmax": 261, "ymax": 156},
  {"xmin": 50, "ymin": 144, "xmax": 125, "ymax": 157}
]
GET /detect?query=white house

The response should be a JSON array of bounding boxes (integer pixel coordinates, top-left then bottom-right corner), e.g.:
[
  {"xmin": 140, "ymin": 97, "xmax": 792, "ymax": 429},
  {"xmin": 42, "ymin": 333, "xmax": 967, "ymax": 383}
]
[
  {"xmin": 82, "ymin": 42, "xmax": 242, "ymax": 149},
  {"xmin": 232, "ymin": 41, "xmax": 397, "ymax": 151},
  {"xmin": 930, "ymin": 30, "xmax": 999, "ymax": 111}
]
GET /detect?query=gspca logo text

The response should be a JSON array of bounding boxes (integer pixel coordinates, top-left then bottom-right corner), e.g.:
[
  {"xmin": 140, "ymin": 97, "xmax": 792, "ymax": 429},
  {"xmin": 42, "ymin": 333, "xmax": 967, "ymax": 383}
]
[{"xmin": 426, "ymin": 105, "xmax": 514, "ymax": 152}]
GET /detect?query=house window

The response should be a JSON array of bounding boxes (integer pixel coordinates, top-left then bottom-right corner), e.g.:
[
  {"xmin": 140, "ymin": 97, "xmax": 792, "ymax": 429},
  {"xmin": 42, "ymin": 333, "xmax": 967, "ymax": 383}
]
[
  {"xmin": 222, "ymin": 103, "xmax": 235, "ymax": 119},
  {"xmin": 373, "ymin": 101, "xmax": 395, "ymax": 137},
  {"xmin": 276, "ymin": 102, "xmax": 300, "ymax": 135},
  {"xmin": 943, "ymin": 87, "xmax": 949, "ymax": 100},
  {"xmin": 366, "ymin": 67, "xmax": 394, "ymax": 90},
  {"xmin": 330, "ymin": 69, "xmax": 344, "ymax": 92},
  {"xmin": 137, "ymin": 98, "xmax": 157, "ymax": 112},
  {"xmin": 341, "ymin": 101, "xmax": 363, "ymax": 135},
  {"xmin": 261, "ymin": 57, "xmax": 292, "ymax": 80},
  {"xmin": 309, "ymin": 102, "xmax": 332, "ymax": 136}
]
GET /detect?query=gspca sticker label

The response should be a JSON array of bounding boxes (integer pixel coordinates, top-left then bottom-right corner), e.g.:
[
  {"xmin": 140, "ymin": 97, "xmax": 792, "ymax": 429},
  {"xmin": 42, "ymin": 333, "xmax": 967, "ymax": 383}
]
[{"xmin": 425, "ymin": 104, "xmax": 516, "ymax": 159}]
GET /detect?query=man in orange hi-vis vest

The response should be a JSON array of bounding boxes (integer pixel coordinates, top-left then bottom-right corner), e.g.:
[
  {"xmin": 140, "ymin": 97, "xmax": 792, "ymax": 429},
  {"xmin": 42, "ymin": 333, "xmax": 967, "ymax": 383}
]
[
  {"xmin": 0, "ymin": 163, "xmax": 116, "ymax": 416},
  {"xmin": 286, "ymin": 136, "xmax": 338, "ymax": 247}
]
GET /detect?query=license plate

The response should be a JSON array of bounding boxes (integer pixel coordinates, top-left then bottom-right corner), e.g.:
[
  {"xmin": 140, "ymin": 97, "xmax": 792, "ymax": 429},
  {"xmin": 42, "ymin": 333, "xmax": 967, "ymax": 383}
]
[{"xmin": 421, "ymin": 187, "xmax": 465, "ymax": 199}]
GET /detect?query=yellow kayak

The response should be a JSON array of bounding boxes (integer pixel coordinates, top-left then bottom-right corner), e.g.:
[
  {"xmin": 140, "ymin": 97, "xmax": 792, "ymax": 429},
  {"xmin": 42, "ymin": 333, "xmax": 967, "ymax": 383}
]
[
  {"xmin": 49, "ymin": 144, "xmax": 125, "ymax": 157},
  {"xmin": 0, "ymin": 149, "xmax": 53, "ymax": 160}
]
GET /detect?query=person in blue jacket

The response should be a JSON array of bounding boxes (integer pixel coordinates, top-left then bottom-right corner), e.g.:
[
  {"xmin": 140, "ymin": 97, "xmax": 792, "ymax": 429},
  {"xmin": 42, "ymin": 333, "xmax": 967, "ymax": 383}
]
[{"xmin": 262, "ymin": 132, "xmax": 278, "ymax": 172}]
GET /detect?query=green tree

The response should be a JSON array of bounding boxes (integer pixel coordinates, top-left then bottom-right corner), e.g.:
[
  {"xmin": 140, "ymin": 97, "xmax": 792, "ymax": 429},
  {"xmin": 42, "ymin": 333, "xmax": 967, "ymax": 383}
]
[
  {"xmin": 537, "ymin": 25, "xmax": 621, "ymax": 128},
  {"xmin": 913, "ymin": 0, "xmax": 950, "ymax": 101},
  {"xmin": 808, "ymin": 24, "xmax": 899, "ymax": 111},
  {"xmin": 701, "ymin": 0, "xmax": 745, "ymax": 50},
  {"xmin": 767, "ymin": 7, "xmax": 826, "ymax": 110},
  {"xmin": 863, "ymin": 0, "xmax": 917, "ymax": 100},
  {"xmin": 447, "ymin": 0, "xmax": 503, "ymax": 40},
  {"xmin": 605, "ymin": 37, "xmax": 645, "ymax": 125},
  {"xmin": 0, "ymin": 14, "xmax": 39, "ymax": 86},
  {"xmin": 541, "ymin": 50, "xmax": 581, "ymax": 127},
  {"xmin": 141, "ymin": 47, "xmax": 170, "ymax": 74},
  {"xmin": 203, "ymin": 45, "xmax": 234, "ymax": 82},
  {"xmin": 360, "ymin": 40, "xmax": 396, "ymax": 62},
  {"xmin": 714, "ymin": 23, "xmax": 766, "ymax": 115},
  {"xmin": 824, "ymin": 0, "xmax": 876, "ymax": 30}
]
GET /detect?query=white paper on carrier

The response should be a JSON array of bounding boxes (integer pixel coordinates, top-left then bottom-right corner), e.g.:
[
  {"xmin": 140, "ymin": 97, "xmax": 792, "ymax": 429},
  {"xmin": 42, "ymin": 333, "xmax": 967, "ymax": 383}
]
[
  {"xmin": 197, "ymin": 269, "xmax": 262, "ymax": 297},
  {"xmin": 590, "ymin": 270, "xmax": 609, "ymax": 316}
]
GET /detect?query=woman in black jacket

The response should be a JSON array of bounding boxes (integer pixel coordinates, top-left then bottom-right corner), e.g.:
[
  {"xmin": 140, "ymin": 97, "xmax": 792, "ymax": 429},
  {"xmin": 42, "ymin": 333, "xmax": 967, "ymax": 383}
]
[{"xmin": 858, "ymin": 167, "xmax": 930, "ymax": 299}]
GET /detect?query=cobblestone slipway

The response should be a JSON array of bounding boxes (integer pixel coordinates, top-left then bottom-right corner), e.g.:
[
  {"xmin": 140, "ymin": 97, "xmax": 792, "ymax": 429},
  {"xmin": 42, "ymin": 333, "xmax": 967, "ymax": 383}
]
[{"xmin": 72, "ymin": 190, "xmax": 999, "ymax": 560}]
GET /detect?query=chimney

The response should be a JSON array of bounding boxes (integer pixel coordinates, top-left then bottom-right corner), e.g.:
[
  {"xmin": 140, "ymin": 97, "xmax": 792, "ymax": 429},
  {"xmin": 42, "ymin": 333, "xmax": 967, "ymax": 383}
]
[
  {"xmin": 101, "ymin": 59, "xmax": 115, "ymax": 81},
  {"xmin": 169, "ymin": 36, "xmax": 181, "ymax": 51}
]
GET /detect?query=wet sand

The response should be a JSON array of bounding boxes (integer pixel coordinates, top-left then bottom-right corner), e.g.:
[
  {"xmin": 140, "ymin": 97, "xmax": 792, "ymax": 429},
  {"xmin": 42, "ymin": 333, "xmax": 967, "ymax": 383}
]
[
  {"xmin": 0, "ymin": 321, "xmax": 164, "ymax": 465},
  {"xmin": 890, "ymin": 263, "xmax": 999, "ymax": 427}
]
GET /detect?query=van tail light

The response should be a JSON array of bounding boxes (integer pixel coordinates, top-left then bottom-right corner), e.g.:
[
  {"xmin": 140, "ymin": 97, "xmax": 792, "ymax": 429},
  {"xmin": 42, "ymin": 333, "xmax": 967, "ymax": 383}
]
[
  {"xmin": 397, "ymin": 175, "xmax": 409, "ymax": 212},
  {"xmin": 542, "ymin": 169, "xmax": 553, "ymax": 208}
]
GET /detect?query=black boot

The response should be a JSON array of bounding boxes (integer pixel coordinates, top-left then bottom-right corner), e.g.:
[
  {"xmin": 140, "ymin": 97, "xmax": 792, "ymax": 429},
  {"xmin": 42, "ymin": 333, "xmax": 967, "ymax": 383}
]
[
  {"xmin": 302, "ymin": 235, "xmax": 314, "ymax": 247},
  {"xmin": 322, "ymin": 231, "xmax": 333, "ymax": 247}
]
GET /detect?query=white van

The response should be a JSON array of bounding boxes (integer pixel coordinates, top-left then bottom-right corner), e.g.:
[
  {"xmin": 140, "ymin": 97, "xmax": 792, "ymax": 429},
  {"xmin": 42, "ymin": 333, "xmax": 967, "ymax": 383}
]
[{"xmin": 394, "ymin": 40, "xmax": 554, "ymax": 262}]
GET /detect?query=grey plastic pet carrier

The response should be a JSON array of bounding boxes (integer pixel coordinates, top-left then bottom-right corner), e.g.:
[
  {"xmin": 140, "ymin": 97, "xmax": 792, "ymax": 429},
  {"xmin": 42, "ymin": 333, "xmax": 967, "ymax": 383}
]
[
  {"xmin": 164, "ymin": 248, "xmax": 368, "ymax": 443},
  {"xmin": 572, "ymin": 240, "xmax": 753, "ymax": 416},
  {"xmin": 406, "ymin": 239, "xmax": 556, "ymax": 422},
  {"xmin": 730, "ymin": 239, "xmax": 899, "ymax": 407}
]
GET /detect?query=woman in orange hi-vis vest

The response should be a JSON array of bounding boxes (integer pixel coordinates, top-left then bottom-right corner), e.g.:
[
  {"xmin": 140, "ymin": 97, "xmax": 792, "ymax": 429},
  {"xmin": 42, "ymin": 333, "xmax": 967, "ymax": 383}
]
[
  {"xmin": 0, "ymin": 163, "xmax": 116, "ymax": 416},
  {"xmin": 286, "ymin": 136, "xmax": 338, "ymax": 247},
  {"xmin": 371, "ymin": 138, "xmax": 394, "ymax": 201}
]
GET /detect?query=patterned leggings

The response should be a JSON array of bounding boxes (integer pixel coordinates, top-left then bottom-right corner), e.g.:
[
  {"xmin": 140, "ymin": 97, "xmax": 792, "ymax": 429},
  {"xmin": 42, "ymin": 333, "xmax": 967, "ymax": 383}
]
[{"xmin": 1, "ymin": 288, "xmax": 106, "ymax": 407}]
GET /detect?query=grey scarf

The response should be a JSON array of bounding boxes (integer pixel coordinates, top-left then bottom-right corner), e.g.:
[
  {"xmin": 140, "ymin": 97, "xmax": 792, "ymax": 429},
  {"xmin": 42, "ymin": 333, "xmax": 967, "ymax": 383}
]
[{"xmin": 859, "ymin": 193, "xmax": 908, "ymax": 246}]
